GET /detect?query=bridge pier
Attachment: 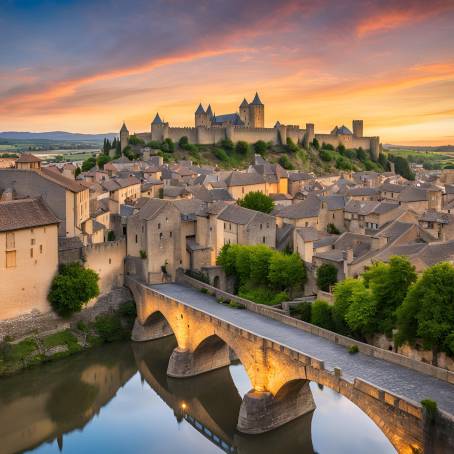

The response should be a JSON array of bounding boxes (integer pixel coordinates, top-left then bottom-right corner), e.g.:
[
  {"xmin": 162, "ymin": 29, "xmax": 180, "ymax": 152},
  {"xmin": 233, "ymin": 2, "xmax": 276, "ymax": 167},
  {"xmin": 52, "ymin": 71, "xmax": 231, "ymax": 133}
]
[
  {"xmin": 131, "ymin": 315, "xmax": 174, "ymax": 342},
  {"xmin": 237, "ymin": 381, "xmax": 316, "ymax": 434},
  {"xmin": 167, "ymin": 341, "xmax": 231, "ymax": 378}
]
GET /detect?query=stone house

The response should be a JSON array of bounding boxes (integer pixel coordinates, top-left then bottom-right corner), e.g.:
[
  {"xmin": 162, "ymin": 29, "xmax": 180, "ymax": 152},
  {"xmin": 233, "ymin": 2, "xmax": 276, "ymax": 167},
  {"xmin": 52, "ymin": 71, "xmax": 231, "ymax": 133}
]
[
  {"xmin": 0, "ymin": 198, "xmax": 59, "ymax": 320},
  {"xmin": 0, "ymin": 167, "xmax": 89, "ymax": 238},
  {"xmin": 418, "ymin": 210, "xmax": 454, "ymax": 240},
  {"xmin": 398, "ymin": 186, "xmax": 442, "ymax": 214},
  {"xmin": 141, "ymin": 180, "xmax": 163, "ymax": 199},
  {"xmin": 223, "ymin": 171, "xmax": 267, "ymax": 199},
  {"xmin": 15, "ymin": 153, "xmax": 42, "ymax": 170},
  {"xmin": 101, "ymin": 177, "xmax": 141, "ymax": 214}
]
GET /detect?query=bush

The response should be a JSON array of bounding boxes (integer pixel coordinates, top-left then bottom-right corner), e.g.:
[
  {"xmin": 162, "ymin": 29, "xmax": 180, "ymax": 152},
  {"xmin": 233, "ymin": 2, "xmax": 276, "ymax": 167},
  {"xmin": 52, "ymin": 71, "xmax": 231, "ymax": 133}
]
[
  {"xmin": 48, "ymin": 263, "xmax": 99, "ymax": 317},
  {"xmin": 235, "ymin": 141, "xmax": 250, "ymax": 155},
  {"xmin": 229, "ymin": 301, "xmax": 245, "ymax": 309},
  {"xmin": 81, "ymin": 157, "xmax": 96, "ymax": 172},
  {"xmin": 254, "ymin": 140, "xmax": 267, "ymax": 155},
  {"xmin": 146, "ymin": 140, "xmax": 162, "ymax": 149},
  {"xmin": 327, "ymin": 223, "xmax": 340, "ymax": 234},
  {"xmin": 77, "ymin": 321, "xmax": 88, "ymax": 332},
  {"xmin": 219, "ymin": 138, "xmax": 234, "ymax": 151},
  {"xmin": 94, "ymin": 314, "xmax": 128, "ymax": 342},
  {"xmin": 178, "ymin": 136, "xmax": 189, "ymax": 147},
  {"xmin": 322, "ymin": 143, "xmax": 335, "ymax": 151},
  {"xmin": 336, "ymin": 144, "xmax": 346, "ymax": 154},
  {"xmin": 200, "ymin": 288, "xmax": 208, "ymax": 294},
  {"xmin": 107, "ymin": 230, "xmax": 115, "ymax": 241},
  {"xmin": 128, "ymin": 134, "xmax": 145, "ymax": 146},
  {"xmin": 311, "ymin": 300, "xmax": 333, "ymax": 330},
  {"xmin": 316, "ymin": 263, "xmax": 338, "ymax": 292},
  {"xmin": 278, "ymin": 155, "xmax": 294, "ymax": 170},
  {"xmin": 139, "ymin": 250, "xmax": 147, "ymax": 259},
  {"xmin": 291, "ymin": 302, "xmax": 312, "ymax": 322},
  {"xmin": 421, "ymin": 399, "xmax": 437, "ymax": 422},
  {"xmin": 356, "ymin": 147, "xmax": 368, "ymax": 162},
  {"xmin": 319, "ymin": 149, "xmax": 334, "ymax": 161},
  {"xmin": 213, "ymin": 147, "xmax": 229, "ymax": 162},
  {"xmin": 161, "ymin": 138, "xmax": 175, "ymax": 153},
  {"xmin": 312, "ymin": 138, "xmax": 320, "ymax": 150},
  {"xmin": 238, "ymin": 191, "xmax": 275, "ymax": 213},
  {"xmin": 335, "ymin": 156, "xmax": 353, "ymax": 170},
  {"xmin": 348, "ymin": 345, "xmax": 359, "ymax": 354},
  {"xmin": 0, "ymin": 341, "xmax": 13, "ymax": 362},
  {"xmin": 286, "ymin": 137, "xmax": 299, "ymax": 153}
]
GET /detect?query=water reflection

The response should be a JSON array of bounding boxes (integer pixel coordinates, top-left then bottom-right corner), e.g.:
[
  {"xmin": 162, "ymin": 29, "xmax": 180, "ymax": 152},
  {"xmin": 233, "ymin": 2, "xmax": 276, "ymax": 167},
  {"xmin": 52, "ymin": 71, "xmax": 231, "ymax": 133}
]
[{"xmin": 0, "ymin": 337, "xmax": 395, "ymax": 454}]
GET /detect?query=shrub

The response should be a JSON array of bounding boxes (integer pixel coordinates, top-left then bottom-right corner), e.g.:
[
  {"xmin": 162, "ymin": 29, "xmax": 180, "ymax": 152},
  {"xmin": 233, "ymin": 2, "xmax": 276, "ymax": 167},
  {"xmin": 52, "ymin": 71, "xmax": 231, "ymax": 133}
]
[
  {"xmin": 348, "ymin": 345, "xmax": 359, "ymax": 354},
  {"xmin": 146, "ymin": 140, "xmax": 162, "ymax": 149},
  {"xmin": 139, "ymin": 250, "xmax": 147, "ymax": 259},
  {"xmin": 48, "ymin": 263, "xmax": 99, "ymax": 317},
  {"xmin": 291, "ymin": 302, "xmax": 312, "ymax": 322},
  {"xmin": 316, "ymin": 263, "xmax": 338, "ymax": 292},
  {"xmin": 421, "ymin": 399, "xmax": 437, "ymax": 422},
  {"xmin": 235, "ymin": 141, "xmax": 250, "ymax": 155},
  {"xmin": 278, "ymin": 155, "xmax": 294, "ymax": 170},
  {"xmin": 238, "ymin": 191, "xmax": 275, "ymax": 213},
  {"xmin": 0, "ymin": 341, "xmax": 13, "ymax": 362},
  {"xmin": 327, "ymin": 223, "xmax": 340, "ymax": 234},
  {"xmin": 254, "ymin": 140, "xmax": 267, "ymax": 155},
  {"xmin": 213, "ymin": 147, "xmax": 229, "ymax": 162},
  {"xmin": 161, "ymin": 138, "xmax": 175, "ymax": 153},
  {"xmin": 229, "ymin": 301, "xmax": 245, "ymax": 309},
  {"xmin": 286, "ymin": 137, "xmax": 299, "ymax": 153},
  {"xmin": 107, "ymin": 230, "xmax": 115, "ymax": 241},
  {"xmin": 336, "ymin": 156, "xmax": 353, "ymax": 170},
  {"xmin": 178, "ymin": 136, "xmax": 189, "ymax": 147},
  {"xmin": 200, "ymin": 288, "xmax": 208, "ymax": 294},
  {"xmin": 219, "ymin": 138, "xmax": 234, "ymax": 151},
  {"xmin": 322, "ymin": 143, "xmax": 335, "ymax": 151},
  {"xmin": 319, "ymin": 149, "xmax": 334, "ymax": 161},
  {"xmin": 77, "ymin": 321, "xmax": 88, "ymax": 332},
  {"xmin": 356, "ymin": 147, "xmax": 368, "ymax": 162},
  {"xmin": 312, "ymin": 138, "xmax": 320, "ymax": 150},
  {"xmin": 336, "ymin": 144, "xmax": 346, "ymax": 154},
  {"xmin": 311, "ymin": 300, "xmax": 333, "ymax": 330},
  {"xmin": 128, "ymin": 134, "xmax": 145, "ymax": 146},
  {"xmin": 94, "ymin": 314, "xmax": 127, "ymax": 342}
]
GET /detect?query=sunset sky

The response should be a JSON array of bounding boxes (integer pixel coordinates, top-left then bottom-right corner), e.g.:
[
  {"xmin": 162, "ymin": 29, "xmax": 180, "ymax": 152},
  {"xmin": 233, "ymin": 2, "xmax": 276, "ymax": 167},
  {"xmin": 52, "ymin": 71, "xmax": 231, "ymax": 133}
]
[{"xmin": 1, "ymin": 0, "xmax": 454, "ymax": 145}]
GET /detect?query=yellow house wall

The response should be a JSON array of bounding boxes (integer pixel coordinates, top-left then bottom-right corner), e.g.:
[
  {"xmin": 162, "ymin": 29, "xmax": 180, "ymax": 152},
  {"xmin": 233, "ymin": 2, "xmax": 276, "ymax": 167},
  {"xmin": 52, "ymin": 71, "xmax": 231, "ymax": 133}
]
[{"xmin": 0, "ymin": 225, "xmax": 58, "ymax": 320}]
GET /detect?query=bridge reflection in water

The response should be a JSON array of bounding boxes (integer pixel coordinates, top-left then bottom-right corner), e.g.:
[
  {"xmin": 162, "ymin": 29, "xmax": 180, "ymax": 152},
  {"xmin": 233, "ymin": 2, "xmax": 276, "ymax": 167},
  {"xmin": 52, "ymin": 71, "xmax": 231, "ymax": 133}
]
[{"xmin": 132, "ymin": 336, "xmax": 315, "ymax": 454}]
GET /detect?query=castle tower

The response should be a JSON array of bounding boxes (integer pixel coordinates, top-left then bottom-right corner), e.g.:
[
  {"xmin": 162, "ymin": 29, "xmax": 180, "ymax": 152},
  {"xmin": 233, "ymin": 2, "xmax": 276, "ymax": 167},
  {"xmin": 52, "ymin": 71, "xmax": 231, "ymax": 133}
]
[
  {"xmin": 120, "ymin": 122, "xmax": 129, "ymax": 152},
  {"xmin": 206, "ymin": 104, "xmax": 213, "ymax": 122},
  {"xmin": 195, "ymin": 103, "xmax": 209, "ymax": 127},
  {"xmin": 370, "ymin": 136, "xmax": 380, "ymax": 161},
  {"xmin": 352, "ymin": 120, "xmax": 363, "ymax": 138},
  {"xmin": 303, "ymin": 123, "xmax": 315, "ymax": 148},
  {"xmin": 151, "ymin": 113, "xmax": 165, "ymax": 142},
  {"xmin": 239, "ymin": 98, "xmax": 250, "ymax": 126},
  {"xmin": 248, "ymin": 92, "xmax": 264, "ymax": 128}
]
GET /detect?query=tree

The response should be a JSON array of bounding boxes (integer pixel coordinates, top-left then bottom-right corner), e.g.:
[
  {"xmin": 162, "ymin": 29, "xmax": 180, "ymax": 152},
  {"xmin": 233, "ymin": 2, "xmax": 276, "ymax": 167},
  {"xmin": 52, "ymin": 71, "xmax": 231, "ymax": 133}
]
[
  {"xmin": 345, "ymin": 284, "xmax": 376, "ymax": 338},
  {"xmin": 161, "ymin": 138, "xmax": 175, "ymax": 153},
  {"xmin": 178, "ymin": 136, "xmax": 189, "ymax": 148},
  {"xmin": 356, "ymin": 147, "xmax": 367, "ymax": 162},
  {"xmin": 278, "ymin": 155, "xmax": 294, "ymax": 170},
  {"xmin": 396, "ymin": 262, "xmax": 454, "ymax": 364},
  {"xmin": 311, "ymin": 300, "xmax": 333, "ymax": 330},
  {"xmin": 128, "ymin": 134, "xmax": 144, "ymax": 146},
  {"xmin": 220, "ymin": 138, "xmax": 234, "ymax": 152},
  {"xmin": 75, "ymin": 167, "xmax": 81, "ymax": 177},
  {"xmin": 235, "ymin": 141, "xmax": 249, "ymax": 155},
  {"xmin": 268, "ymin": 252, "xmax": 306, "ymax": 296},
  {"xmin": 363, "ymin": 256, "xmax": 416, "ymax": 336},
  {"xmin": 336, "ymin": 144, "xmax": 346, "ymax": 154},
  {"xmin": 102, "ymin": 138, "xmax": 111, "ymax": 154},
  {"xmin": 48, "ymin": 263, "xmax": 99, "ymax": 317},
  {"xmin": 327, "ymin": 223, "xmax": 340, "ymax": 234},
  {"xmin": 388, "ymin": 154, "xmax": 415, "ymax": 180},
  {"xmin": 254, "ymin": 140, "xmax": 267, "ymax": 155},
  {"xmin": 249, "ymin": 244, "xmax": 274, "ymax": 285},
  {"xmin": 316, "ymin": 263, "xmax": 338, "ymax": 292},
  {"xmin": 97, "ymin": 154, "xmax": 111, "ymax": 169},
  {"xmin": 216, "ymin": 244, "xmax": 240, "ymax": 276},
  {"xmin": 319, "ymin": 149, "xmax": 333, "ymax": 161},
  {"xmin": 238, "ymin": 191, "xmax": 275, "ymax": 214},
  {"xmin": 332, "ymin": 278, "xmax": 365, "ymax": 335},
  {"xmin": 312, "ymin": 138, "xmax": 320, "ymax": 150},
  {"xmin": 81, "ymin": 156, "xmax": 96, "ymax": 172},
  {"xmin": 286, "ymin": 137, "xmax": 299, "ymax": 153}
]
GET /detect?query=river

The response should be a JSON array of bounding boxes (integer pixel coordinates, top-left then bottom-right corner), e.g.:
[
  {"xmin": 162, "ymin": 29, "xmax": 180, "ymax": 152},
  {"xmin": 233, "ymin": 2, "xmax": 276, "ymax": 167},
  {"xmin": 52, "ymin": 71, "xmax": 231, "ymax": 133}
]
[{"xmin": 0, "ymin": 337, "xmax": 396, "ymax": 454}]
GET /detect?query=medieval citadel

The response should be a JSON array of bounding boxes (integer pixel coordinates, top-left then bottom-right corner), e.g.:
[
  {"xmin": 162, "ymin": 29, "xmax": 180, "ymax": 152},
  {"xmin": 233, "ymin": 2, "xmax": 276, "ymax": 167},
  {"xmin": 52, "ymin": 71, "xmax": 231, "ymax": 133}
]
[{"xmin": 120, "ymin": 92, "xmax": 380, "ymax": 159}]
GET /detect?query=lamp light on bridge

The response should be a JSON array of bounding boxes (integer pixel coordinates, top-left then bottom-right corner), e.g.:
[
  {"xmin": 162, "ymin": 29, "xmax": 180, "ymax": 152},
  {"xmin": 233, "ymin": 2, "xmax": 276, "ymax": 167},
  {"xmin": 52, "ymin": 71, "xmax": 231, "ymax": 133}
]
[{"xmin": 181, "ymin": 402, "xmax": 187, "ymax": 411}]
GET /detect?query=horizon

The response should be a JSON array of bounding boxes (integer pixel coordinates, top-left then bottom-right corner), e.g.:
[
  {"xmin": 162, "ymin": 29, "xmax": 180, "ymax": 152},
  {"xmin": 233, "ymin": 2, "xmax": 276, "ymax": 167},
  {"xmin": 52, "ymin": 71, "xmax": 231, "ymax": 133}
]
[{"xmin": 1, "ymin": 0, "xmax": 454, "ymax": 146}]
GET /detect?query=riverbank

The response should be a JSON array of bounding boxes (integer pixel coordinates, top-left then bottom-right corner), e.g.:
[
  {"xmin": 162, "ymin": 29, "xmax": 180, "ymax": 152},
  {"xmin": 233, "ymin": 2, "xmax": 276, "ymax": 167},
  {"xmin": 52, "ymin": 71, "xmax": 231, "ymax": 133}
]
[{"xmin": 0, "ymin": 301, "xmax": 136, "ymax": 377}]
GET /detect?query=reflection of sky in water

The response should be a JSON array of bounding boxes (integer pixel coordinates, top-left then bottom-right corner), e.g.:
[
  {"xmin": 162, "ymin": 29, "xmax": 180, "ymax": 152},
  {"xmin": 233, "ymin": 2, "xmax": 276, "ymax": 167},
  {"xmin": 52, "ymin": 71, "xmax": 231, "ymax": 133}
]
[{"xmin": 30, "ymin": 364, "xmax": 395, "ymax": 454}]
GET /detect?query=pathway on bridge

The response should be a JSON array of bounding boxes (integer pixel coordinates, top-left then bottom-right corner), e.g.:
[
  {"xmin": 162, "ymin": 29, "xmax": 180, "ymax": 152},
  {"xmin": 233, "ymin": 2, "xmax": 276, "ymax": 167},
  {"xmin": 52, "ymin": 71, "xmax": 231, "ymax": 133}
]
[{"xmin": 151, "ymin": 283, "xmax": 454, "ymax": 415}]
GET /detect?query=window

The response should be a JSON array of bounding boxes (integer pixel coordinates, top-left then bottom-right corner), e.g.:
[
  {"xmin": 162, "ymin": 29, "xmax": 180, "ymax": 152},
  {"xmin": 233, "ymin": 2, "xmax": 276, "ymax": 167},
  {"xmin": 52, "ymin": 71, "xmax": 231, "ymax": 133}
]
[
  {"xmin": 6, "ymin": 232, "xmax": 15, "ymax": 249},
  {"xmin": 266, "ymin": 223, "xmax": 269, "ymax": 228},
  {"xmin": 160, "ymin": 233, "xmax": 163, "ymax": 240},
  {"xmin": 109, "ymin": 258, "xmax": 112, "ymax": 264},
  {"xmin": 170, "ymin": 231, "xmax": 172, "ymax": 238},
  {"xmin": 260, "ymin": 224, "xmax": 262, "ymax": 230},
  {"xmin": 6, "ymin": 250, "xmax": 16, "ymax": 268},
  {"xmin": 30, "ymin": 248, "xmax": 33, "ymax": 258},
  {"xmin": 31, "ymin": 238, "xmax": 35, "ymax": 245},
  {"xmin": 158, "ymin": 223, "xmax": 161, "ymax": 230},
  {"xmin": 135, "ymin": 234, "xmax": 138, "ymax": 243},
  {"xmin": 40, "ymin": 245, "xmax": 43, "ymax": 254},
  {"xmin": 262, "ymin": 236, "xmax": 266, "ymax": 243}
]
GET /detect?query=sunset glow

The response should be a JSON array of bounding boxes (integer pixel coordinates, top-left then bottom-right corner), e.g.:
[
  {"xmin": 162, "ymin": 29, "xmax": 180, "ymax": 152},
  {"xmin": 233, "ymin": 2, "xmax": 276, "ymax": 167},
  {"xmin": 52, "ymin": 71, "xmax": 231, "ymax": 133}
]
[{"xmin": 1, "ymin": 0, "xmax": 454, "ymax": 145}]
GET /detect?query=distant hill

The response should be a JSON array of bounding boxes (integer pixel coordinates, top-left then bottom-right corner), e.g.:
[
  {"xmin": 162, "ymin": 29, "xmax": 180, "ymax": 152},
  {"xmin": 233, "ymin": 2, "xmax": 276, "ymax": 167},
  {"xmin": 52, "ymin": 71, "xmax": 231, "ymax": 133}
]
[
  {"xmin": 384, "ymin": 144, "xmax": 454, "ymax": 152},
  {"xmin": 0, "ymin": 131, "xmax": 117, "ymax": 142}
]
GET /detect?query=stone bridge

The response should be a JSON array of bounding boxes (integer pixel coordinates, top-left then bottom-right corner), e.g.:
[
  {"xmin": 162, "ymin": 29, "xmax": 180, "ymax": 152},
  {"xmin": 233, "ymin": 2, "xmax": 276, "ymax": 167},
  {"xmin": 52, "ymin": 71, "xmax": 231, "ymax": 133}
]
[{"xmin": 126, "ymin": 277, "xmax": 454, "ymax": 454}]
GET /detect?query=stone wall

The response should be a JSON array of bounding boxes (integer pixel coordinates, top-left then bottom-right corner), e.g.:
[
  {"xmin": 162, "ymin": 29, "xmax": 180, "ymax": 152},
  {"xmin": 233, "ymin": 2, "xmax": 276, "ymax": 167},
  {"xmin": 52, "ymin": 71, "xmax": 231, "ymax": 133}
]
[{"xmin": 179, "ymin": 274, "xmax": 454, "ymax": 385}]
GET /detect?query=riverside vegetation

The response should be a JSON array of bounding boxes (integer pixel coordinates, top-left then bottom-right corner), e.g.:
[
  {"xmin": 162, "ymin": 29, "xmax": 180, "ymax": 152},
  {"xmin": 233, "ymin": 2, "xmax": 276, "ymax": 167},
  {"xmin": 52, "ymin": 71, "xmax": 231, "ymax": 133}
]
[{"xmin": 0, "ymin": 262, "xmax": 137, "ymax": 377}]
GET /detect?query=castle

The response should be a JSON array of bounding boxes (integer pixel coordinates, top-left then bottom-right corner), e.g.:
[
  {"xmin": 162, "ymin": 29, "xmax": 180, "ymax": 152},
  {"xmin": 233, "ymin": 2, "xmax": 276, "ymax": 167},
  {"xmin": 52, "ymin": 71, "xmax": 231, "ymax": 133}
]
[{"xmin": 120, "ymin": 92, "xmax": 380, "ymax": 159}]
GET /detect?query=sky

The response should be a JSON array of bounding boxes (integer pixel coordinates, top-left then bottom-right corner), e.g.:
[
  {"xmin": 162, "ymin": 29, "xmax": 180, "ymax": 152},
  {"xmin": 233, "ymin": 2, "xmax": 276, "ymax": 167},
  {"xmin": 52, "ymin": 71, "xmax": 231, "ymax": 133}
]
[{"xmin": 1, "ymin": 0, "xmax": 454, "ymax": 145}]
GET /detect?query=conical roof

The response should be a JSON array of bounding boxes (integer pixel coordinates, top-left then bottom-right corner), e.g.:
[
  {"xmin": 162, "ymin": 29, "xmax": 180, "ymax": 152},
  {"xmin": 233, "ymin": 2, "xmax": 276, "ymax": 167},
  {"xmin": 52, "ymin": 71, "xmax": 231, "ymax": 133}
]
[
  {"xmin": 195, "ymin": 103, "xmax": 205, "ymax": 115},
  {"xmin": 120, "ymin": 122, "xmax": 128, "ymax": 132},
  {"xmin": 240, "ymin": 98, "xmax": 249, "ymax": 108},
  {"xmin": 274, "ymin": 121, "xmax": 281, "ymax": 128},
  {"xmin": 151, "ymin": 113, "xmax": 163, "ymax": 125},
  {"xmin": 251, "ymin": 92, "xmax": 263, "ymax": 105},
  {"xmin": 206, "ymin": 104, "xmax": 213, "ymax": 118}
]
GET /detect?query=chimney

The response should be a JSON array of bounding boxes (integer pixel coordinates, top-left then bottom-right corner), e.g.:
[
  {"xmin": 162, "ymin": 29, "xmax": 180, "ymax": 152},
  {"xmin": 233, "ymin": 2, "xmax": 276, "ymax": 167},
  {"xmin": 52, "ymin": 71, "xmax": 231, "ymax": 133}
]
[{"xmin": 342, "ymin": 248, "xmax": 353, "ymax": 264}]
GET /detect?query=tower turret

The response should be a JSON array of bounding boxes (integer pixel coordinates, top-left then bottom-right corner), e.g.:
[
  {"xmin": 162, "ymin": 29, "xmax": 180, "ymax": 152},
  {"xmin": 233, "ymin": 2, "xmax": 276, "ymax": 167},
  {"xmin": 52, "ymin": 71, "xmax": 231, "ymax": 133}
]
[
  {"xmin": 248, "ymin": 92, "xmax": 264, "ymax": 128},
  {"xmin": 206, "ymin": 104, "xmax": 213, "ymax": 122},
  {"xmin": 353, "ymin": 120, "xmax": 363, "ymax": 138},
  {"xmin": 151, "ymin": 113, "xmax": 165, "ymax": 142},
  {"xmin": 120, "ymin": 122, "xmax": 129, "ymax": 152},
  {"xmin": 195, "ymin": 103, "xmax": 209, "ymax": 127},
  {"xmin": 239, "ymin": 98, "xmax": 250, "ymax": 126}
]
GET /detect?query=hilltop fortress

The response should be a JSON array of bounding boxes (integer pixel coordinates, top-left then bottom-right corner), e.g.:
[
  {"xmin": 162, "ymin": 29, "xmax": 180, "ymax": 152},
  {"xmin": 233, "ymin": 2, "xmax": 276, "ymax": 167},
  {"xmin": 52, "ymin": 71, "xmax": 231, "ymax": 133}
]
[{"xmin": 120, "ymin": 92, "xmax": 380, "ymax": 159}]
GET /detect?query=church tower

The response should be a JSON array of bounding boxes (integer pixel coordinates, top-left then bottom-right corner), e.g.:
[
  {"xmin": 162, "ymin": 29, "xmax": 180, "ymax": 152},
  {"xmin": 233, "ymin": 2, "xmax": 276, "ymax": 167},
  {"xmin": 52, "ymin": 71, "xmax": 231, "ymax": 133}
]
[
  {"xmin": 120, "ymin": 122, "xmax": 129, "ymax": 152},
  {"xmin": 239, "ymin": 98, "xmax": 250, "ymax": 126},
  {"xmin": 195, "ymin": 103, "xmax": 209, "ymax": 127},
  {"xmin": 249, "ymin": 92, "xmax": 264, "ymax": 128}
]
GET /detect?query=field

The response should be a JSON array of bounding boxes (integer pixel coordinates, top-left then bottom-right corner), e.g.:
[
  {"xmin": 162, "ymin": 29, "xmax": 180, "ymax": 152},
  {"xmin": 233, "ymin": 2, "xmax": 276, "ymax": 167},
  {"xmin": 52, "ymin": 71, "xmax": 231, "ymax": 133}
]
[{"xmin": 384, "ymin": 148, "xmax": 454, "ymax": 169}]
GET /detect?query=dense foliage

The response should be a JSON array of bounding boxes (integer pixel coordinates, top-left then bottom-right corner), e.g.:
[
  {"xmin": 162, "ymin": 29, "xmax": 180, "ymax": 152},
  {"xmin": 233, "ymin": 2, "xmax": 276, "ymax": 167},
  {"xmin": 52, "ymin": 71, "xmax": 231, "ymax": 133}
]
[
  {"xmin": 217, "ymin": 244, "xmax": 306, "ymax": 303},
  {"xmin": 238, "ymin": 191, "xmax": 275, "ymax": 213},
  {"xmin": 48, "ymin": 263, "xmax": 99, "ymax": 316},
  {"xmin": 81, "ymin": 156, "xmax": 96, "ymax": 172},
  {"xmin": 316, "ymin": 263, "xmax": 338, "ymax": 291}
]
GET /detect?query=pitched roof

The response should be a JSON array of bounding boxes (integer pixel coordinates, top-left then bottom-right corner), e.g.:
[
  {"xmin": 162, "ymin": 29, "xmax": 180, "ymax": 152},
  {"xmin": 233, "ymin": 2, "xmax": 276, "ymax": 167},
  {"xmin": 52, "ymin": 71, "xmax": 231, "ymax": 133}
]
[
  {"xmin": 276, "ymin": 195, "xmax": 321, "ymax": 219},
  {"xmin": 101, "ymin": 176, "xmax": 140, "ymax": 192},
  {"xmin": 40, "ymin": 167, "xmax": 87, "ymax": 193},
  {"xmin": 346, "ymin": 187, "xmax": 379, "ymax": 197},
  {"xmin": 250, "ymin": 92, "xmax": 263, "ymax": 106},
  {"xmin": 218, "ymin": 204, "xmax": 274, "ymax": 225},
  {"xmin": 195, "ymin": 103, "xmax": 205, "ymax": 115},
  {"xmin": 224, "ymin": 171, "xmax": 265, "ymax": 187},
  {"xmin": 212, "ymin": 113, "xmax": 244, "ymax": 126},
  {"xmin": 398, "ymin": 186, "xmax": 428, "ymax": 202},
  {"xmin": 151, "ymin": 113, "xmax": 163, "ymax": 125},
  {"xmin": 120, "ymin": 122, "xmax": 128, "ymax": 132},
  {"xmin": 206, "ymin": 104, "xmax": 213, "ymax": 118},
  {"xmin": 0, "ymin": 198, "xmax": 59, "ymax": 232},
  {"xmin": 240, "ymin": 98, "xmax": 249, "ymax": 108},
  {"xmin": 331, "ymin": 125, "xmax": 352, "ymax": 135},
  {"xmin": 16, "ymin": 153, "xmax": 41, "ymax": 163}
]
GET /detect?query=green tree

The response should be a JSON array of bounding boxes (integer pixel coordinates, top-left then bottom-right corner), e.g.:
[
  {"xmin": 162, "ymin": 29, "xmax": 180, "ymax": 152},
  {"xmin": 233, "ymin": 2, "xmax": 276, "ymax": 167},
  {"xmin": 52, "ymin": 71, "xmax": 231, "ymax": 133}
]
[
  {"xmin": 336, "ymin": 144, "xmax": 346, "ymax": 154},
  {"xmin": 161, "ymin": 138, "xmax": 175, "ymax": 153},
  {"xmin": 311, "ymin": 300, "xmax": 333, "ymax": 330},
  {"xmin": 316, "ymin": 263, "xmax": 338, "ymax": 292},
  {"xmin": 363, "ymin": 256, "xmax": 416, "ymax": 335},
  {"xmin": 238, "ymin": 191, "xmax": 275, "ymax": 213},
  {"xmin": 220, "ymin": 138, "xmax": 234, "ymax": 152},
  {"xmin": 268, "ymin": 253, "xmax": 306, "ymax": 296},
  {"xmin": 396, "ymin": 262, "xmax": 454, "ymax": 364},
  {"xmin": 254, "ymin": 140, "xmax": 267, "ymax": 155},
  {"xmin": 312, "ymin": 138, "xmax": 320, "ymax": 150},
  {"xmin": 128, "ymin": 134, "xmax": 144, "ymax": 146},
  {"xmin": 48, "ymin": 263, "xmax": 99, "ymax": 317},
  {"xmin": 356, "ymin": 147, "xmax": 367, "ymax": 162},
  {"xmin": 81, "ymin": 156, "xmax": 96, "ymax": 172},
  {"xmin": 320, "ymin": 149, "xmax": 333, "ymax": 161},
  {"xmin": 388, "ymin": 154, "xmax": 415, "ymax": 180},
  {"xmin": 97, "ymin": 154, "xmax": 111, "ymax": 169},
  {"xmin": 235, "ymin": 141, "xmax": 249, "ymax": 155},
  {"xmin": 216, "ymin": 244, "xmax": 240, "ymax": 276},
  {"xmin": 286, "ymin": 137, "xmax": 299, "ymax": 153},
  {"xmin": 278, "ymin": 155, "xmax": 294, "ymax": 170},
  {"xmin": 75, "ymin": 167, "xmax": 81, "ymax": 177},
  {"xmin": 178, "ymin": 136, "xmax": 189, "ymax": 148},
  {"xmin": 332, "ymin": 278, "xmax": 365, "ymax": 335},
  {"xmin": 235, "ymin": 245, "xmax": 253, "ymax": 285},
  {"xmin": 345, "ymin": 284, "xmax": 376, "ymax": 338},
  {"xmin": 327, "ymin": 223, "xmax": 340, "ymax": 234},
  {"xmin": 249, "ymin": 244, "xmax": 273, "ymax": 285}
]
